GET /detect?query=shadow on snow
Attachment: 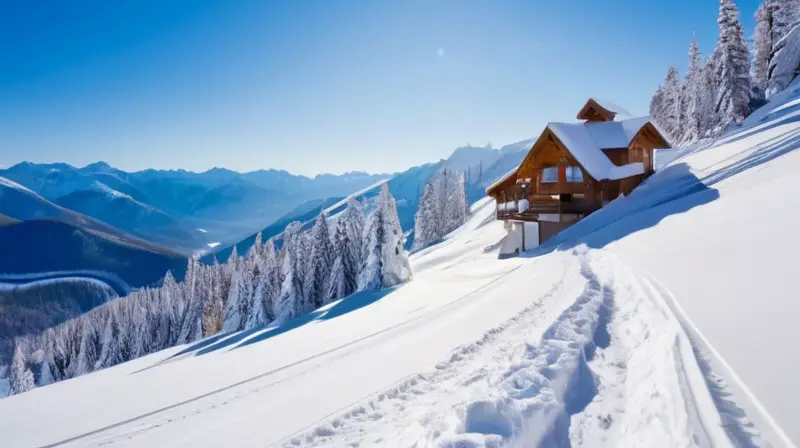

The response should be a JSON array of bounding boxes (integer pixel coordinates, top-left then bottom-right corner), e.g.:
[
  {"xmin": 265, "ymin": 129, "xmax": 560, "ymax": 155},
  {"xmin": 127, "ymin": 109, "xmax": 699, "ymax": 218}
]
[{"xmin": 165, "ymin": 287, "xmax": 398, "ymax": 361}]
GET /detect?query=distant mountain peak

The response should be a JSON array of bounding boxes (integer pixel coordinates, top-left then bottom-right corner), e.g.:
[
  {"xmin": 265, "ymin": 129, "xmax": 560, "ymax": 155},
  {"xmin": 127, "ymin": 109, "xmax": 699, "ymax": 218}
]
[{"xmin": 81, "ymin": 161, "xmax": 114, "ymax": 172}]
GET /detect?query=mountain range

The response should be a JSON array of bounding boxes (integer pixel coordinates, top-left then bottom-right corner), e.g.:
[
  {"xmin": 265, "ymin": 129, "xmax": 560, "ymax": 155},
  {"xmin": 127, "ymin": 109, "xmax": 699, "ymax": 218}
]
[{"xmin": 0, "ymin": 139, "xmax": 534, "ymax": 289}]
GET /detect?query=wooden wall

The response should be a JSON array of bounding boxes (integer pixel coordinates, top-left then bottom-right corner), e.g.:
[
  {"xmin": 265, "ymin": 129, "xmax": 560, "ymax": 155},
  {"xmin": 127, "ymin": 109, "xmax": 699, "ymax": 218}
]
[
  {"xmin": 628, "ymin": 123, "xmax": 669, "ymax": 173},
  {"xmin": 517, "ymin": 130, "xmax": 591, "ymax": 196}
]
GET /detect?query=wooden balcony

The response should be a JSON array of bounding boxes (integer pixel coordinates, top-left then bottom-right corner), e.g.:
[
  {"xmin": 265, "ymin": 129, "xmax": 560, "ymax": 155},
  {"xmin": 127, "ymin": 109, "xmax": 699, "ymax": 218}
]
[{"xmin": 496, "ymin": 199, "xmax": 601, "ymax": 221}]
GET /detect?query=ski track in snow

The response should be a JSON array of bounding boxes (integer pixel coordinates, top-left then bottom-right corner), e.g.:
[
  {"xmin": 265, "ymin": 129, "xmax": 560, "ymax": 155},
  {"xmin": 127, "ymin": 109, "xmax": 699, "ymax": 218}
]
[{"xmin": 283, "ymin": 248, "xmax": 761, "ymax": 448}]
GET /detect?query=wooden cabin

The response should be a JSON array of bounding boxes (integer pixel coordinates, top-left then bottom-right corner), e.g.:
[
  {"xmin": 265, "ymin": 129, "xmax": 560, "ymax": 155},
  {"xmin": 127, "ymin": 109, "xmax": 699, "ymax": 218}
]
[{"xmin": 487, "ymin": 98, "xmax": 670, "ymax": 251}]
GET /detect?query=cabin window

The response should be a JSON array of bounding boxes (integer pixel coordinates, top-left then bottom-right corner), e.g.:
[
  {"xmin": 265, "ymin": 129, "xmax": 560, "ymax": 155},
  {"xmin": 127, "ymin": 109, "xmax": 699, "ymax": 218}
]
[
  {"xmin": 566, "ymin": 166, "xmax": 583, "ymax": 183},
  {"xmin": 541, "ymin": 167, "xmax": 558, "ymax": 183}
]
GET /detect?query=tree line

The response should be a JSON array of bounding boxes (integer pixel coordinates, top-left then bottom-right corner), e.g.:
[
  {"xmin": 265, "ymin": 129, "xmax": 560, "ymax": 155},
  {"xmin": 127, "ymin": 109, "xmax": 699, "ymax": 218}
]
[
  {"xmin": 7, "ymin": 185, "xmax": 411, "ymax": 395},
  {"xmin": 412, "ymin": 170, "xmax": 470, "ymax": 250},
  {"xmin": 649, "ymin": 0, "xmax": 799, "ymax": 145}
]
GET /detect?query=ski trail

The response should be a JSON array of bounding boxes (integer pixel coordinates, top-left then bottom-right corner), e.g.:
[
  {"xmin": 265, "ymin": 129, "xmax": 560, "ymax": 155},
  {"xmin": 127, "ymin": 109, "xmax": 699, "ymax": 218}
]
[
  {"xmin": 639, "ymin": 272, "xmax": 794, "ymax": 448},
  {"xmin": 284, "ymin": 247, "xmax": 778, "ymax": 448},
  {"xmin": 285, "ymin": 248, "xmax": 607, "ymax": 447},
  {"xmin": 574, "ymin": 250, "xmax": 782, "ymax": 448}
]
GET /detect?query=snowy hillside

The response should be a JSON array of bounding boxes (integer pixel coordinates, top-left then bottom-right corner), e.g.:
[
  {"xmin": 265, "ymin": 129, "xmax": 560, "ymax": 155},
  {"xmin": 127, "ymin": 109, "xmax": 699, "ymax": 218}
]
[{"xmin": 4, "ymin": 86, "xmax": 800, "ymax": 446}]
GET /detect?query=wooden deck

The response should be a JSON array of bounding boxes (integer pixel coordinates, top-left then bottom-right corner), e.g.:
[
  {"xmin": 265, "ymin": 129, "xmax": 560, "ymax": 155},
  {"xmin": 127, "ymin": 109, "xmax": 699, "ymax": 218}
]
[{"xmin": 496, "ymin": 199, "xmax": 601, "ymax": 221}]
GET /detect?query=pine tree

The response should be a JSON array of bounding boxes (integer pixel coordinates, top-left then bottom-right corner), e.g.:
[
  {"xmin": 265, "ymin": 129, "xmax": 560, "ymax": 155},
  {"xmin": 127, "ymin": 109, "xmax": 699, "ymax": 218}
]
[
  {"xmin": 95, "ymin": 306, "xmax": 125, "ymax": 370},
  {"xmin": 771, "ymin": 0, "xmax": 799, "ymax": 47},
  {"xmin": 684, "ymin": 36, "xmax": 707, "ymax": 143},
  {"xmin": 276, "ymin": 222, "xmax": 304, "ymax": 323},
  {"xmin": 262, "ymin": 239, "xmax": 281, "ymax": 320},
  {"xmin": 75, "ymin": 316, "xmax": 102, "ymax": 376},
  {"xmin": 412, "ymin": 183, "xmax": 439, "ymax": 250},
  {"xmin": 178, "ymin": 257, "xmax": 204, "ymax": 343},
  {"xmin": 767, "ymin": 3, "xmax": 800, "ymax": 96},
  {"xmin": 715, "ymin": 0, "xmax": 752, "ymax": 128},
  {"xmin": 202, "ymin": 257, "xmax": 226, "ymax": 336},
  {"xmin": 444, "ymin": 172, "xmax": 469, "ymax": 235},
  {"xmin": 303, "ymin": 212, "xmax": 334, "ymax": 311},
  {"xmin": 8, "ymin": 342, "xmax": 34, "ymax": 395},
  {"xmin": 244, "ymin": 262, "xmax": 271, "ymax": 329},
  {"xmin": 161, "ymin": 270, "xmax": 185, "ymax": 346},
  {"xmin": 223, "ymin": 256, "xmax": 255, "ymax": 332},
  {"xmin": 662, "ymin": 66, "xmax": 683, "ymax": 140},
  {"xmin": 754, "ymin": 0, "xmax": 777, "ymax": 92},
  {"xmin": 327, "ymin": 199, "xmax": 365, "ymax": 300},
  {"xmin": 649, "ymin": 84, "xmax": 667, "ymax": 132},
  {"xmin": 359, "ymin": 184, "xmax": 411, "ymax": 290},
  {"xmin": 358, "ymin": 206, "xmax": 385, "ymax": 292}
]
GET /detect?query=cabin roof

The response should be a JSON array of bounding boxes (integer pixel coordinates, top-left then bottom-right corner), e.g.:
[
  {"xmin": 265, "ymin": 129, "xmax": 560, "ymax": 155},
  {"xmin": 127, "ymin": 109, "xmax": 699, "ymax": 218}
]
[
  {"xmin": 588, "ymin": 98, "xmax": 632, "ymax": 118},
  {"xmin": 546, "ymin": 116, "xmax": 653, "ymax": 181},
  {"xmin": 484, "ymin": 167, "xmax": 518, "ymax": 195}
]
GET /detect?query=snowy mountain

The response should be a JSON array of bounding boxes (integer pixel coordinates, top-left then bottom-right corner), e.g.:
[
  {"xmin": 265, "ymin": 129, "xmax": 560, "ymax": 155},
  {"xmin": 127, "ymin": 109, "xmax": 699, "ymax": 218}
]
[
  {"xmin": 3, "ymin": 79, "xmax": 800, "ymax": 446},
  {"xmin": 55, "ymin": 182, "xmax": 205, "ymax": 253},
  {"xmin": 0, "ymin": 162, "xmax": 389, "ymax": 252}
]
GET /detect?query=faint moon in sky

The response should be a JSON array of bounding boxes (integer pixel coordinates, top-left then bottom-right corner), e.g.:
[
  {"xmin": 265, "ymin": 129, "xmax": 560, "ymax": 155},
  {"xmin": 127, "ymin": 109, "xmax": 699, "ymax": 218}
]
[{"xmin": 437, "ymin": 48, "xmax": 445, "ymax": 57}]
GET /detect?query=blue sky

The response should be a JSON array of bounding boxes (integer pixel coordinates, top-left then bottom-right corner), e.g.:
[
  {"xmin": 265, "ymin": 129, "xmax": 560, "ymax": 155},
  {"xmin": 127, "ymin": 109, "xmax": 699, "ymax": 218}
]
[{"xmin": 0, "ymin": 0, "xmax": 761, "ymax": 176}]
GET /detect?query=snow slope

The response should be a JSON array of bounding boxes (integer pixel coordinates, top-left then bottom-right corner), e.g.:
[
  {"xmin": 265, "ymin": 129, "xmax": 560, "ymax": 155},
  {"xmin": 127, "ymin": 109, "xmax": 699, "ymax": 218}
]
[
  {"xmin": 546, "ymin": 75, "xmax": 800, "ymax": 446},
  {"xmin": 0, "ymin": 193, "xmax": 780, "ymax": 447},
  {"xmin": 3, "ymin": 89, "xmax": 800, "ymax": 447}
]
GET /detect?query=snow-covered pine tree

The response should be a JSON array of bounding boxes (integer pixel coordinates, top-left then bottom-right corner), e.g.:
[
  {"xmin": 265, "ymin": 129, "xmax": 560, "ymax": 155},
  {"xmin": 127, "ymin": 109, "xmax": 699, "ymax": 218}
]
[
  {"xmin": 684, "ymin": 36, "xmax": 707, "ymax": 143},
  {"xmin": 222, "ymin": 255, "xmax": 255, "ymax": 332},
  {"xmin": 244, "ymin": 262, "xmax": 271, "ymax": 329},
  {"xmin": 302, "ymin": 212, "xmax": 334, "ymax": 311},
  {"xmin": 663, "ymin": 66, "xmax": 683, "ymax": 141},
  {"xmin": 715, "ymin": 0, "xmax": 752, "ymax": 128},
  {"xmin": 275, "ymin": 222, "xmax": 304, "ymax": 323},
  {"xmin": 327, "ymin": 199, "xmax": 366, "ymax": 301},
  {"xmin": 178, "ymin": 257, "xmax": 204, "ymax": 343},
  {"xmin": 342, "ymin": 197, "xmax": 367, "ymax": 268},
  {"xmin": 444, "ymin": 172, "xmax": 469, "ymax": 235},
  {"xmin": 161, "ymin": 270, "xmax": 185, "ymax": 346},
  {"xmin": 767, "ymin": 5, "xmax": 800, "ymax": 96},
  {"xmin": 358, "ymin": 205, "xmax": 385, "ymax": 292},
  {"xmin": 262, "ymin": 238, "xmax": 281, "ymax": 320},
  {"xmin": 412, "ymin": 183, "xmax": 439, "ymax": 250},
  {"xmin": 94, "ymin": 305, "xmax": 126, "ymax": 370},
  {"xmin": 771, "ymin": 0, "xmax": 800, "ymax": 47},
  {"xmin": 649, "ymin": 84, "xmax": 667, "ymax": 133},
  {"xmin": 75, "ymin": 312, "xmax": 103, "ymax": 376},
  {"xmin": 221, "ymin": 268, "xmax": 242, "ymax": 332},
  {"xmin": 358, "ymin": 184, "xmax": 411, "ymax": 291},
  {"xmin": 754, "ymin": 0, "xmax": 778, "ymax": 93},
  {"xmin": 202, "ymin": 257, "xmax": 226, "ymax": 336},
  {"xmin": 8, "ymin": 342, "xmax": 34, "ymax": 395}
]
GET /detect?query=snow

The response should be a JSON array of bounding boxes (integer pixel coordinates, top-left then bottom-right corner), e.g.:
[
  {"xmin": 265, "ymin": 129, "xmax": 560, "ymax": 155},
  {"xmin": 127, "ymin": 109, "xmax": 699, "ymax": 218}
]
[
  {"xmin": 0, "ymin": 175, "xmax": 39, "ymax": 196},
  {"xmin": 0, "ymin": 378, "xmax": 8, "ymax": 398},
  {"xmin": 90, "ymin": 181, "xmax": 132, "ymax": 200},
  {"xmin": 3, "ymin": 89, "xmax": 800, "ymax": 447},
  {"xmin": 589, "ymin": 98, "xmax": 632, "ymax": 118},
  {"xmin": 206, "ymin": 242, "xmax": 221, "ymax": 249},
  {"xmin": 548, "ymin": 120, "xmax": 647, "ymax": 181},
  {"xmin": 767, "ymin": 24, "xmax": 800, "ymax": 97},
  {"xmin": 323, "ymin": 177, "xmax": 391, "ymax": 215},
  {"xmin": 486, "ymin": 116, "xmax": 655, "ymax": 191}
]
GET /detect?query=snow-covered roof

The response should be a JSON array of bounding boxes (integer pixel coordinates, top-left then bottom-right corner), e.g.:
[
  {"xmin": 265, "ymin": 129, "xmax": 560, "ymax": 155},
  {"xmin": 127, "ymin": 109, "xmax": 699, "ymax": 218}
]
[
  {"xmin": 547, "ymin": 116, "xmax": 653, "ymax": 181},
  {"xmin": 589, "ymin": 98, "xmax": 632, "ymax": 118},
  {"xmin": 484, "ymin": 167, "xmax": 518, "ymax": 194}
]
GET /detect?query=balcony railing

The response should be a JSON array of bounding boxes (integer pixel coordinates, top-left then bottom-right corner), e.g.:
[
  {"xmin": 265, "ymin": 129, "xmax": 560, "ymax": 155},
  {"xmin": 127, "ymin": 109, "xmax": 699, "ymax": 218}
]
[{"xmin": 496, "ymin": 199, "xmax": 601, "ymax": 221}]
